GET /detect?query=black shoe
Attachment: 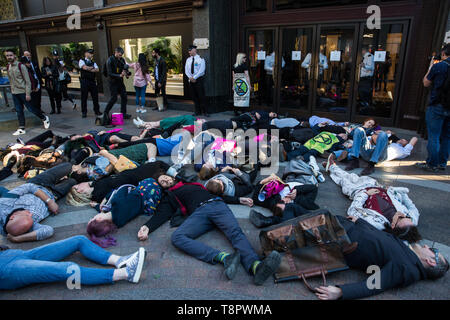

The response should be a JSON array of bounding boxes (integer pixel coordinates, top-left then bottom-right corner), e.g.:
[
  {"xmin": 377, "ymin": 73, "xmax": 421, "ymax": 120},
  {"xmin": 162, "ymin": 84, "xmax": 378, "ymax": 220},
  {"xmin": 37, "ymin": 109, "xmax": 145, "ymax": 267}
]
[
  {"xmin": 95, "ymin": 111, "xmax": 103, "ymax": 117},
  {"xmin": 57, "ymin": 109, "xmax": 61, "ymax": 114},
  {"xmin": 345, "ymin": 158, "xmax": 359, "ymax": 171},
  {"xmin": 152, "ymin": 106, "xmax": 158, "ymax": 111},
  {"xmin": 203, "ymin": 113, "xmax": 210, "ymax": 117},
  {"xmin": 72, "ymin": 103, "xmax": 77, "ymax": 110},
  {"xmin": 158, "ymin": 108, "xmax": 166, "ymax": 112},
  {"xmin": 50, "ymin": 110, "xmax": 55, "ymax": 114},
  {"xmin": 223, "ymin": 252, "xmax": 241, "ymax": 280},
  {"xmin": 82, "ymin": 113, "xmax": 87, "ymax": 118},
  {"xmin": 360, "ymin": 162, "xmax": 375, "ymax": 176},
  {"xmin": 123, "ymin": 114, "xmax": 132, "ymax": 120},
  {"xmin": 16, "ymin": 138, "xmax": 25, "ymax": 145},
  {"xmin": 254, "ymin": 251, "xmax": 281, "ymax": 286},
  {"xmin": 6, "ymin": 154, "xmax": 17, "ymax": 169},
  {"xmin": 249, "ymin": 210, "xmax": 280, "ymax": 228}
]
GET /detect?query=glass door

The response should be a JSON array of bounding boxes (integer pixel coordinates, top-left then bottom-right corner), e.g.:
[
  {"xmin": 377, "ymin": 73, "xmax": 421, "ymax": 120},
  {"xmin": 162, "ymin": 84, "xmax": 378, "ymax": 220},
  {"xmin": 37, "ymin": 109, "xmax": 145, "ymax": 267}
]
[
  {"xmin": 247, "ymin": 28, "xmax": 277, "ymax": 109},
  {"xmin": 312, "ymin": 25, "xmax": 358, "ymax": 118},
  {"xmin": 353, "ymin": 22, "xmax": 408, "ymax": 124},
  {"xmin": 278, "ymin": 26, "xmax": 315, "ymax": 112}
]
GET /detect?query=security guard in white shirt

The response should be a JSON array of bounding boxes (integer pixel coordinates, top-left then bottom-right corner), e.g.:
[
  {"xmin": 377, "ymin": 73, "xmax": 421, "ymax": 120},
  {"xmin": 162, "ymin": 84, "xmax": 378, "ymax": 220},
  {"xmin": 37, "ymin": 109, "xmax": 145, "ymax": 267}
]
[
  {"xmin": 358, "ymin": 48, "xmax": 375, "ymax": 107},
  {"xmin": 185, "ymin": 45, "xmax": 208, "ymax": 116}
]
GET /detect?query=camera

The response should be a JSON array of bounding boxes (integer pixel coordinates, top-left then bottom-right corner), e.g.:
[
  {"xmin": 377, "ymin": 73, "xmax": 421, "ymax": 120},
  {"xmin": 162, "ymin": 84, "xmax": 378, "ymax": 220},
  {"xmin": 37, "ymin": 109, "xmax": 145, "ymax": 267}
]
[{"xmin": 123, "ymin": 64, "xmax": 132, "ymax": 78}]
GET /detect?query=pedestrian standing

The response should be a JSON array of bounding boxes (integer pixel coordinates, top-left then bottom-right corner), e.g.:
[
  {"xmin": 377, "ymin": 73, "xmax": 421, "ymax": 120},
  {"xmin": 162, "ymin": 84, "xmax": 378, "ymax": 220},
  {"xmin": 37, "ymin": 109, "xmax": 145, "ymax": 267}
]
[
  {"xmin": 4, "ymin": 49, "xmax": 50, "ymax": 136},
  {"xmin": 129, "ymin": 53, "xmax": 154, "ymax": 114},
  {"xmin": 103, "ymin": 47, "xmax": 132, "ymax": 125},
  {"xmin": 79, "ymin": 49, "xmax": 102, "ymax": 118},
  {"xmin": 417, "ymin": 44, "xmax": 450, "ymax": 172},
  {"xmin": 185, "ymin": 45, "xmax": 208, "ymax": 117},
  {"xmin": 41, "ymin": 57, "xmax": 61, "ymax": 114},
  {"xmin": 53, "ymin": 51, "xmax": 76, "ymax": 111},
  {"xmin": 152, "ymin": 48, "xmax": 168, "ymax": 111},
  {"xmin": 23, "ymin": 51, "xmax": 43, "ymax": 113},
  {"xmin": 232, "ymin": 53, "xmax": 251, "ymax": 116}
]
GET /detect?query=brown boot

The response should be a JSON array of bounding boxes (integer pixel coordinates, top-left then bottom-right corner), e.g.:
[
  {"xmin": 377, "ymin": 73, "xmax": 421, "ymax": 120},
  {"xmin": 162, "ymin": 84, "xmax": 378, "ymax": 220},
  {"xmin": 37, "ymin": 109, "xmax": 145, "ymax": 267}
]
[
  {"xmin": 337, "ymin": 150, "xmax": 348, "ymax": 162},
  {"xmin": 345, "ymin": 158, "xmax": 359, "ymax": 171}
]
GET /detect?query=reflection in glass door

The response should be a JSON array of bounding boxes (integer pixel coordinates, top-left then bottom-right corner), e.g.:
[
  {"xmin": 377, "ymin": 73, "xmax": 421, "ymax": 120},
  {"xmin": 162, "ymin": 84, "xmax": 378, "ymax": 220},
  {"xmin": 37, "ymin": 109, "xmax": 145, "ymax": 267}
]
[
  {"xmin": 279, "ymin": 27, "xmax": 314, "ymax": 110},
  {"xmin": 355, "ymin": 23, "xmax": 405, "ymax": 118},
  {"xmin": 247, "ymin": 29, "xmax": 276, "ymax": 108},
  {"xmin": 313, "ymin": 26, "xmax": 356, "ymax": 115}
]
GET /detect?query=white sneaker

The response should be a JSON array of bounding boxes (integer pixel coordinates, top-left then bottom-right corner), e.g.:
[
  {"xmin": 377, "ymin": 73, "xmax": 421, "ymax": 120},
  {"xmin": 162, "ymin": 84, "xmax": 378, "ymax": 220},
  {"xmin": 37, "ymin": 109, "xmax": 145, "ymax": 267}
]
[
  {"xmin": 317, "ymin": 172, "xmax": 326, "ymax": 183},
  {"xmin": 137, "ymin": 116, "xmax": 145, "ymax": 125},
  {"xmin": 43, "ymin": 115, "xmax": 50, "ymax": 129},
  {"xmin": 140, "ymin": 108, "xmax": 147, "ymax": 113},
  {"xmin": 308, "ymin": 156, "xmax": 321, "ymax": 173},
  {"xmin": 12, "ymin": 128, "xmax": 26, "ymax": 136},
  {"xmin": 136, "ymin": 108, "xmax": 141, "ymax": 114}
]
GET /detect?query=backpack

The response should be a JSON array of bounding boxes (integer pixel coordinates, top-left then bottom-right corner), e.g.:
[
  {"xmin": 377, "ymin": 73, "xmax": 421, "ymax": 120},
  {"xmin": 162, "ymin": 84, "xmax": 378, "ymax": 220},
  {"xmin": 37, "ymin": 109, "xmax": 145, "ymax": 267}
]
[
  {"xmin": 290, "ymin": 128, "xmax": 315, "ymax": 144},
  {"xmin": 438, "ymin": 61, "xmax": 450, "ymax": 110},
  {"xmin": 282, "ymin": 159, "xmax": 318, "ymax": 186},
  {"xmin": 6, "ymin": 62, "xmax": 25, "ymax": 82}
]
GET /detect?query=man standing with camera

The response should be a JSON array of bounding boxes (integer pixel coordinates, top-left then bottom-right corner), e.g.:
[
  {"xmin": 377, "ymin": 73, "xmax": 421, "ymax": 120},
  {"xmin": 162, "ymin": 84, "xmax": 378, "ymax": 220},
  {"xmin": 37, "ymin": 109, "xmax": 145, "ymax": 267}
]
[
  {"xmin": 103, "ymin": 47, "xmax": 131, "ymax": 125},
  {"xmin": 79, "ymin": 49, "xmax": 102, "ymax": 118},
  {"xmin": 417, "ymin": 44, "xmax": 450, "ymax": 172}
]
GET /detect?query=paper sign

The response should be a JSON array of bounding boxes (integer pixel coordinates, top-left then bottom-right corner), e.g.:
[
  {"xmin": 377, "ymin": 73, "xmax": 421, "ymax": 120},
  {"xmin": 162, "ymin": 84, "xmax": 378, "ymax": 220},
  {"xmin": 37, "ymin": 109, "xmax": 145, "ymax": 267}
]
[
  {"xmin": 445, "ymin": 31, "xmax": 450, "ymax": 44},
  {"xmin": 257, "ymin": 51, "xmax": 266, "ymax": 60},
  {"xmin": 330, "ymin": 51, "xmax": 341, "ymax": 62},
  {"xmin": 374, "ymin": 51, "xmax": 386, "ymax": 62},
  {"xmin": 292, "ymin": 51, "xmax": 301, "ymax": 61}
]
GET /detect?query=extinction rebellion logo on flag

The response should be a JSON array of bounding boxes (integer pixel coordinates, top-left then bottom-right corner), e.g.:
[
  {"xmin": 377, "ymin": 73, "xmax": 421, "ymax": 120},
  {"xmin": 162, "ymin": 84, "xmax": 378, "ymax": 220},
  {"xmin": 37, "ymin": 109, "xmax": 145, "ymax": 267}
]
[{"xmin": 234, "ymin": 78, "xmax": 248, "ymax": 96}]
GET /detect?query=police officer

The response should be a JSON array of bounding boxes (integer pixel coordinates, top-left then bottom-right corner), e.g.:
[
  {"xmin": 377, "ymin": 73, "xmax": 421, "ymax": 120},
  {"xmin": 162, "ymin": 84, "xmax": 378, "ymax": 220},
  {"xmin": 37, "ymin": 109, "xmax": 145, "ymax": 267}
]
[
  {"xmin": 103, "ymin": 47, "xmax": 131, "ymax": 125},
  {"xmin": 79, "ymin": 49, "xmax": 102, "ymax": 118},
  {"xmin": 185, "ymin": 45, "xmax": 208, "ymax": 117}
]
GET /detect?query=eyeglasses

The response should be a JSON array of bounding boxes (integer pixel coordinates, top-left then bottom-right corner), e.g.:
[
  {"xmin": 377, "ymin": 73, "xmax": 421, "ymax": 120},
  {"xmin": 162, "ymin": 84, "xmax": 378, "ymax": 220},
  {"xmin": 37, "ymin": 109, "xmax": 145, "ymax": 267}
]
[{"xmin": 430, "ymin": 247, "xmax": 440, "ymax": 265}]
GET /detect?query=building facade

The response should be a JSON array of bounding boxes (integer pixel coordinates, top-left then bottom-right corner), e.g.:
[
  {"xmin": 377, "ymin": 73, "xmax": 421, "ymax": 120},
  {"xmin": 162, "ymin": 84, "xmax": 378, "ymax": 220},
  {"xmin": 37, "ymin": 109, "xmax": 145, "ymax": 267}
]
[{"xmin": 0, "ymin": 0, "xmax": 449, "ymax": 130}]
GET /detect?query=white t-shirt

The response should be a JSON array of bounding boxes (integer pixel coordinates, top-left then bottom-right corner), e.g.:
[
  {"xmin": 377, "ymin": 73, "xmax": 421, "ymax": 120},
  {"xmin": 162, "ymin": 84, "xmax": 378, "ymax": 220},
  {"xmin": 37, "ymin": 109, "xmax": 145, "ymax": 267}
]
[
  {"xmin": 387, "ymin": 143, "xmax": 413, "ymax": 161},
  {"xmin": 79, "ymin": 59, "xmax": 99, "ymax": 69}
]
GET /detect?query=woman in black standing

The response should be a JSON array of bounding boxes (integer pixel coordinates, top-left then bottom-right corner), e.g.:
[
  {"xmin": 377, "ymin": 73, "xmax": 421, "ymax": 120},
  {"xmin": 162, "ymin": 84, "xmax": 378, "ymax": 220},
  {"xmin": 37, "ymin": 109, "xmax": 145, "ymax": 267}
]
[{"xmin": 41, "ymin": 57, "xmax": 61, "ymax": 114}]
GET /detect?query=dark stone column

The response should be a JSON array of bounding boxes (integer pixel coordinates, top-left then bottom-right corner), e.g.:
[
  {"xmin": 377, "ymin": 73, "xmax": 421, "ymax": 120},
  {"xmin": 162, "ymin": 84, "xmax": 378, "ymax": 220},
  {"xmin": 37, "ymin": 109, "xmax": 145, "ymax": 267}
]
[
  {"xmin": 192, "ymin": 0, "xmax": 232, "ymax": 113},
  {"xmin": 96, "ymin": 23, "xmax": 110, "ymax": 96}
]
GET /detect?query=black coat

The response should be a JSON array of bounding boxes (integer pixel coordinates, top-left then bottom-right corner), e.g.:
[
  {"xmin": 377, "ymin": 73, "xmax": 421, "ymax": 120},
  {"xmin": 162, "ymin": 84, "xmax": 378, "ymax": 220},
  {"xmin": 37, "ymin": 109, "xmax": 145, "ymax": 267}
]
[
  {"xmin": 154, "ymin": 57, "xmax": 167, "ymax": 85},
  {"xmin": 336, "ymin": 216, "xmax": 427, "ymax": 300}
]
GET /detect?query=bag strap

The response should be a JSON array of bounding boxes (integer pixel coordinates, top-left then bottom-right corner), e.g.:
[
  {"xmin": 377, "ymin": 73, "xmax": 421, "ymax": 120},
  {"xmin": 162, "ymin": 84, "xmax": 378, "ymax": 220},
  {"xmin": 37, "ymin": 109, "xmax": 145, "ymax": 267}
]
[{"xmin": 301, "ymin": 270, "xmax": 327, "ymax": 293}]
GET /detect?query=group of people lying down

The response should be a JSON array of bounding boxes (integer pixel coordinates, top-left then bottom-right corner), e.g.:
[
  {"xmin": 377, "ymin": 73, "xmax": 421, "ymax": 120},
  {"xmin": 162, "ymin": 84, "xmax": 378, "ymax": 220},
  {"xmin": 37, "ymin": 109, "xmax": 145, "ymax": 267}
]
[{"xmin": 0, "ymin": 110, "xmax": 446, "ymax": 300}]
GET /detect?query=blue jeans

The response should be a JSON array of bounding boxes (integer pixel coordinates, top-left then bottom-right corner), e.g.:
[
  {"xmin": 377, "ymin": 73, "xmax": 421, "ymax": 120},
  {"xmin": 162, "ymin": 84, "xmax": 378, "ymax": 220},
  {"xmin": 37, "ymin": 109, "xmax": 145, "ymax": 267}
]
[
  {"xmin": 287, "ymin": 145, "xmax": 319, "ymax": 162},
  {"xmin": 171, "ymin": 200, "xmax": 260, "ymax": 273},
  {"xmin": 0, "ymin": 236, "xmax": 114, "ymax": 290},
  {"xmin": 426, "ymin": 104, "xmax": 450, "ymax": 167},
  {"xmin": 134, "ymin": 85, "xmax": 147, "ymax": 107},
  {"xmin": 348, "ymin": 127, "xmax": 388, "ymax": 163},
  {"xmin": 13, "ymin": 93, "xmax": 45, "ymax": 128}
]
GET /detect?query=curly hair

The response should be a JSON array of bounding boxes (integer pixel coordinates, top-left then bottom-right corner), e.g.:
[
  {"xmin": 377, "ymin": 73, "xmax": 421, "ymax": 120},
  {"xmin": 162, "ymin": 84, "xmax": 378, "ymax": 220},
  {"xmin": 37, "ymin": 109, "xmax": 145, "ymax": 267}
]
[{"xmin": 383, "ymin": 223, "xmax": 422, "ymax": 243}]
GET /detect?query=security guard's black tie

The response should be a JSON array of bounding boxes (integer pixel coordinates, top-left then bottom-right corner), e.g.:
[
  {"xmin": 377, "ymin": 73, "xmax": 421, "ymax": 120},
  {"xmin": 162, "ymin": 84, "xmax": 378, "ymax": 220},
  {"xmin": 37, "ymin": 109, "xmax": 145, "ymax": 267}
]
[{"xmin": 191, "ymin": 58, "xmax": 195, "ymax": 75}]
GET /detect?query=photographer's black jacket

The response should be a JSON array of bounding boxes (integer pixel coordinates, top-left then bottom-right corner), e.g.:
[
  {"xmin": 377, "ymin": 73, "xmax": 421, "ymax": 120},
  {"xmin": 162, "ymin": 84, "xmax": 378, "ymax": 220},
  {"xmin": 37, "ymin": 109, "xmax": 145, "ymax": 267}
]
[{"xmin": 106, "ymin": 55, "xmax": 127, "ymax": 82}]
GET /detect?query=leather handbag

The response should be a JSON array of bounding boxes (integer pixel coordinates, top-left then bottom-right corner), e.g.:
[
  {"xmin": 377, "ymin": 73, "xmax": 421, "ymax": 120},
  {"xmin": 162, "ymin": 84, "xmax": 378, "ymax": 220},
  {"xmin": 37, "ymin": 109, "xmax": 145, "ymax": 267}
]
[
  {"xmin": 113, "ymin": 155, "xmax": 137, "ymax": 173},
  {"xmin": 259, "ymin": 209, "xmax": 351, "ymax": 292}
]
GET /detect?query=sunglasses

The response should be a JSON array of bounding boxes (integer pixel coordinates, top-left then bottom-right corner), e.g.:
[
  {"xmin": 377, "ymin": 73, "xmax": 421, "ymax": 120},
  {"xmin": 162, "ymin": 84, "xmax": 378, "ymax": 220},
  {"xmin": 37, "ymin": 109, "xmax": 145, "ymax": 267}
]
[{"xmin": 430, "ymin": 246, "xmax": 440, "ymax": 265}]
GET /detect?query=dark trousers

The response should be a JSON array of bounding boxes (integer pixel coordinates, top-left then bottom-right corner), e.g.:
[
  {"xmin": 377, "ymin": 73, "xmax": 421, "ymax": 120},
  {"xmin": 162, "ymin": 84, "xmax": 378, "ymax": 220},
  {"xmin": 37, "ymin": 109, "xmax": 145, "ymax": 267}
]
[
  {"xmin": 12, "ymin": 93, "xmax": 45, "ymax": 128},
  {"xmin": 28, "ymin": 162, "xmax": 77, "ymax": 200},
  {"xmin": 45, "ymin": 87, "xmax": 62, "ymax": 112},
  {"xmin": 80, "ymin": 79, "xmax": 101, "ymax": 115},
  {"xmin": 189, "ymin": 77, "xmax": 207, "ymax": 114},
  {"xmin": 155, "ymin": 82, "xmax": 168, "ymax": 107},
  {"xmin": 171, "ymin": 200, "xmax": 260, "ymax": 273},
  {"xmin": 358, "ymin": 77, "xmax": 373, "ymax": 106},
  {"xmin": 104, "ymin": 80, "xmax": 127, "ymax": 115},
  {"xmin": 61, "ymin": 84, "xmax": 74, "ymax": 103},
  {"xmin": 31, "ymin": 89, "xmax": 42, "ymax": 112},
  {"xmin": 0, "ymin": 167, "xmax": 13, "ymax": 182},
  {"xmin": 287, "ymin": 145, "xmax": 320, "ymax": 162},
  {"xmin": 26, "ymin": 130, "xmax": 54, "ymax": 149}
]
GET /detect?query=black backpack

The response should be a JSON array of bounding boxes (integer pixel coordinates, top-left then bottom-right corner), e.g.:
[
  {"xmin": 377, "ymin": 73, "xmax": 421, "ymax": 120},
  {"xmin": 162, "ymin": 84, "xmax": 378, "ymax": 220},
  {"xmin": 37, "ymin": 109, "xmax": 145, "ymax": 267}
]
[{"xmin": 439, "ymin": 61, "xmax": 450, "ymax": 110}]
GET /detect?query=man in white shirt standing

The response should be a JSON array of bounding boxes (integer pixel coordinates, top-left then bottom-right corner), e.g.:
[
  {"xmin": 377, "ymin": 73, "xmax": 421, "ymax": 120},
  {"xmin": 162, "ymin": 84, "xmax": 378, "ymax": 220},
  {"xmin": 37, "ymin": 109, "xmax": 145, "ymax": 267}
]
[
  {"xmin": 78, "ymin": 49, "xmax": 102, "ymax": 118},
  {"xmin": 358, "ymin": 48, "xmax": 375, "ymax": 109},
  {"xmin": 185, "ymin": 45, "xmax": 208, "ymax": 117}
]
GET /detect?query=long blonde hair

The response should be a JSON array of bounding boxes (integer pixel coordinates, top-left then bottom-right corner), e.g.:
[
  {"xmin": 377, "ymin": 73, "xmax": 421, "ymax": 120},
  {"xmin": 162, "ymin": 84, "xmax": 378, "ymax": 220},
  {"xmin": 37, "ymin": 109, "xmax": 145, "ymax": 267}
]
[
  {"xmin": 234, "ymin": 53, "xmax": 246, "ymax": 68},
  {"xmin": 66, "ymin": 187, "xmax": 92, "ymax": 206}
]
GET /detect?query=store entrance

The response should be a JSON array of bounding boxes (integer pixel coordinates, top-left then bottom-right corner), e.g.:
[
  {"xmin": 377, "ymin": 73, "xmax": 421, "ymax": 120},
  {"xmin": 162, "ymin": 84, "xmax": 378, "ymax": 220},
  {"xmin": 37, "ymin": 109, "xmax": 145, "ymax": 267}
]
[{"xmin": 246, "ymin": 20, "xmax": 409, "ymax": 125}]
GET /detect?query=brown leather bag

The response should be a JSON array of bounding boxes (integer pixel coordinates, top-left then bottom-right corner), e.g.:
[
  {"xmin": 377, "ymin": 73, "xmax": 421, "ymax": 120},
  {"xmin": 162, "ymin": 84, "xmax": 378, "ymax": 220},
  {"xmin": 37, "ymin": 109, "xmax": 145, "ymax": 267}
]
[{"xmin": 259, "ymin": 209, "xmax": 351, "ymax": 292}]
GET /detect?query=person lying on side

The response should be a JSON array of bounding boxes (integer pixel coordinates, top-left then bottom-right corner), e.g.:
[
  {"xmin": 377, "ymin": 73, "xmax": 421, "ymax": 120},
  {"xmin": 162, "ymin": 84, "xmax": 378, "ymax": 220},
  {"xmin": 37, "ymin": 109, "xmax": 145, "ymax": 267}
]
[{"xmin": 315, "ymin": 215, "xmax": 448, "ymax": 300}]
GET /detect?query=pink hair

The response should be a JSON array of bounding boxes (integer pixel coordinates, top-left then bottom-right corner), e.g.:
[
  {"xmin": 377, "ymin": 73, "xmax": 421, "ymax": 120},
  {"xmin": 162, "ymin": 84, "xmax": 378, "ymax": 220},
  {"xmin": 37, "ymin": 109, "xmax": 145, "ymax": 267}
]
[{"xmin": 86, "ymin": 219, "xmax": 117, "ymax": 248}]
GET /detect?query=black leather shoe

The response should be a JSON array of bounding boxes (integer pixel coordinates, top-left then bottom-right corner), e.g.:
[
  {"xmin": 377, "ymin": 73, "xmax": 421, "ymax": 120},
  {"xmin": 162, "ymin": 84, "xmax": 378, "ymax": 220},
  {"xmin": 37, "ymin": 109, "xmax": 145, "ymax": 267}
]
[
  {"xmin": 82, "ymin": 113, "xmax": 87, "ymax": 118},
  {"xmin": 123, "ymin": 114, "xmax": 132, "ymax": 119},
  {"xmin": 249, "ymin": 210, "xmax": 281, "ymax": 228},
  {"xmin": 345, "ymin": 158, "xmax": 359, "ymax": 171},
  {"xmin": 95, "ymin": 112, "xmax": 103, "ymax": 116}
]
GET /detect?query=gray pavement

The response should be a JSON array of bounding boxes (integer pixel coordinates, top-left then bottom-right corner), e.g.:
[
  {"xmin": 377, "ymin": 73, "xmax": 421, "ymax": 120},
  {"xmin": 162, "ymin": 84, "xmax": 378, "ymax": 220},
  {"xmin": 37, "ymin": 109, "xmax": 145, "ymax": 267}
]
[{"xmin": 0, "ymin": 96, "xmax": 449, "ymax": 300}]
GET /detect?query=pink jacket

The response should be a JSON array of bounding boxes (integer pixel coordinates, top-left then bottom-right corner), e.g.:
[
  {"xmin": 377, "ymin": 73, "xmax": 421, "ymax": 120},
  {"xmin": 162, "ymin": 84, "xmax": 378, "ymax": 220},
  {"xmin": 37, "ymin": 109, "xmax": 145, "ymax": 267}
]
[{"xmin": 129, "ymin": 62, "xmax": 152, "ymax": 87}]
